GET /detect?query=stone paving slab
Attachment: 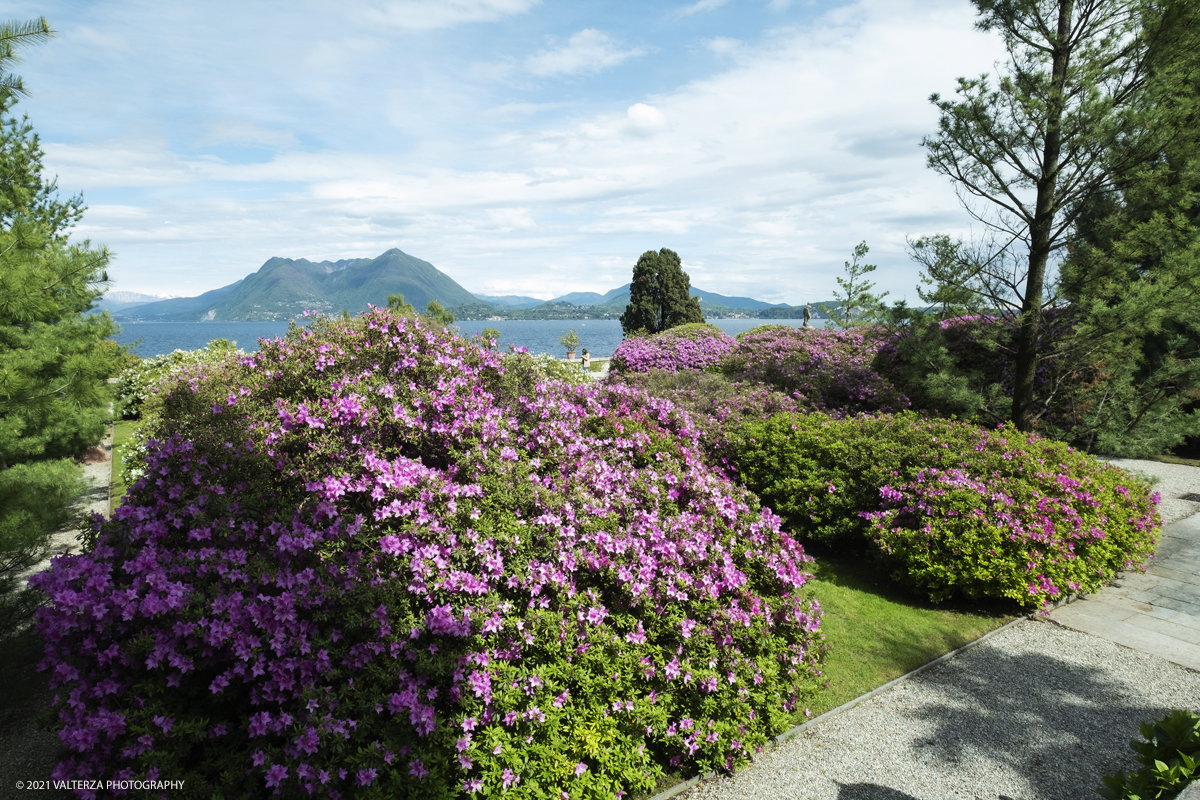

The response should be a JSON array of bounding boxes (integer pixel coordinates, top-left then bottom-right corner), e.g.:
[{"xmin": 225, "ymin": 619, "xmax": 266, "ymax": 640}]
[
  {"xmin": 1050, "ymin": 468, "xmax": 1200, "ymax": 671},
  {"xmin": 1050, "ymin": 600, "xmax": 1200, "ymax": 671},
  {"xmin": 1047, "ymin": 458, "xmax": 1200, "ymax": 671}
]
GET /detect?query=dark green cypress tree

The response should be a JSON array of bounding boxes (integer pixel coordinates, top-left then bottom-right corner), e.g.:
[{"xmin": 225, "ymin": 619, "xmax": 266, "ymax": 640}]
[
  {"xmin": 619, "ymin": 248, "xmax": 704, "ymax": 335},
  {"xmin": 657, "ymin": 248, "xmax": 704, "ymax": 330},
  {"xmin": 0, "ymin": 19, "xmax": 122, "ymax": 637}
]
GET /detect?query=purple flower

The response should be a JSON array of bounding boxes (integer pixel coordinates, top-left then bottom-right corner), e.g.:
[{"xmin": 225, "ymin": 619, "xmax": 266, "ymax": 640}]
[{"xmin": 265, "ymin": 764, "xmax": 288, "ymax": 788}]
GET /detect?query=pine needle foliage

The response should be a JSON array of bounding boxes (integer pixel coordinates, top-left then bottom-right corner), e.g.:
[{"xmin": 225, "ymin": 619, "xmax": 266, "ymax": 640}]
[{"xmin": 0, "ymin": 21, "xmax": 121, "ymax": 638}]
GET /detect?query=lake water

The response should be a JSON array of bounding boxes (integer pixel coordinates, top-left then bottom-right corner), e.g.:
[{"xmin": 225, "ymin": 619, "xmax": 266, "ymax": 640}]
[{"xmin": 112, "ymin": 318, "xmax": 826, "ymax": 359}]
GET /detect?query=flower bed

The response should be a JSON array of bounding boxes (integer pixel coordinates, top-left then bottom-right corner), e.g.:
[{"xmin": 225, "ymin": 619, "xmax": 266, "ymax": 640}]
[
  {"xmin": 34, "ymin": 310, "xmax": 824, "ymax": 799},
  {"xmin": 608, "ymin": 324, "xmax": 734, "ymax": 374},
  {"xmin": 721, "ymin": 326, "xmax": 908, "ymax": 415}
]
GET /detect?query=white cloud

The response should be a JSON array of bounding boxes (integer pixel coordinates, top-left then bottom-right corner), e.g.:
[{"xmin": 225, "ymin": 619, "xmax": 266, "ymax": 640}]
[
  {"xmin": 704, "ymin": 36, "xmax": 742, "ymax": 54},
  {"xmin": 32, "ymin": 0, "xmax": 1013, "ymax": 302},
  {"xmin": 677, "ymin": 0, "xmax": 732, "ymax": 15},
  {"xmin": 201, "ymin": 120, "xmax": 298, "ymax": 149},
  {"xmin": 525, "ymin": 29, "xmax": 644, "ymax": 77},
  {"xmin": 356, "ymin": 0, "xmax": 539, "ymax": 30},
  {"xmin": 625, "ymin": 103, "xmax": 669, "ymax": 136}
]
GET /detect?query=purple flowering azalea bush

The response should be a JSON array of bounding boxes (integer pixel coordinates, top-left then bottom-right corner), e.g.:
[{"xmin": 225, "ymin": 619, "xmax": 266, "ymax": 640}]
[
  {"xmin": 720, "ymin": 326, "xmax": 909, "ymax": 415},
  {"xmin": 33, "ymin": 310, "xmax": 825, "ymax": 799},
  {"xmin": 608, "ymin": 324, "xmax": 734, "ymax": 375},
  {"xmin": 605, "ymin": 371, "xmax": 807, "ymax": 480},
  {"xmin": 729, "ymin": 412, "xmax": 1160, "ymax": 608}
]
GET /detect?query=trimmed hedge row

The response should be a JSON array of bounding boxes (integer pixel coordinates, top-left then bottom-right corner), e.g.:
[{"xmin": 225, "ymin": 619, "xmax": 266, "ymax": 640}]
[{"xmin": 726, "ymin": 412, "xmax": 1160, "ymax": 607}]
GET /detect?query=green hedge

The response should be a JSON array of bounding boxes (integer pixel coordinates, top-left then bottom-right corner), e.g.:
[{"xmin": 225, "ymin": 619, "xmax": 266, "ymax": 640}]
[{"xmin": 727, "ymin": 412, "xmax": 1161, "ymax": 607}]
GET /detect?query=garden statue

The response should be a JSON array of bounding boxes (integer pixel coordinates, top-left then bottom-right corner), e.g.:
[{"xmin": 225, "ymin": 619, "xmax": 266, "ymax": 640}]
[{"xmin": 803, "ymin": 302, "xmax": 812, "ymax": 328}]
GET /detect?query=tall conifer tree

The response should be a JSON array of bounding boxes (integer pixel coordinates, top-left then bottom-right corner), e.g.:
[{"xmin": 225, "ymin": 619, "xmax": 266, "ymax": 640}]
[
  {"xmin": 922, "ymin": 0, "xmax": 1179, "ymax": 431},
  {"xmin": 0, "ymin": 18, "xmax": 121, "ymax": 636},
  {"xmin": 620, "ymin": 248, "xmax": 704, "ymax": 335}
]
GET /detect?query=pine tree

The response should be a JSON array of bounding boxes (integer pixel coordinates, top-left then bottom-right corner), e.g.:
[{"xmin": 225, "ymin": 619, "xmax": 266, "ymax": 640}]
[
  {"xmin": 922, "ymin": 0, "xmax": 1179, "ymax": 431},
  {"xmin": 821, "ymin": 241, "xmax": 888, "ymax": 328},
  {"xmin": 1056, "ymin": 0, "xmax": 1200, "ymax": 454},
  {"xmin": 0, "ymin": 19, "xmax": 121, "ymax": 637},
  {"xmin": 619, "ymin": 248, "xmax": 704, "ymax": 335}
]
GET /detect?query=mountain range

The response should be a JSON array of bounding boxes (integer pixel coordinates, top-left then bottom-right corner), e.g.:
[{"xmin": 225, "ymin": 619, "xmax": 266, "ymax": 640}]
[{"xmin": 105, "ymin": 248, "xmax": 812, "ymax": 322}]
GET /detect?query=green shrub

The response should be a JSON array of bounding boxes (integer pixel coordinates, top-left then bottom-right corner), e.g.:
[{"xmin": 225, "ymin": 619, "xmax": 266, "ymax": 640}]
[
  {"xmin": 1098, "ymin": 709, "xmax": 1200, "ymax": 800},
  {"xmin": 35, "ymin": 310, "xmax": 826, "ymax": 798},
  {"xmin": 114, "ymin": 338, "xmax": 243, "ymax": 419},
  {"xmin": 727, "ymin": 412, "xmax": 1161, "ymax": 607},
  {"xmin": 726, "ymin": 412, "xmax": 961, "ymax": 550},
  {"xmin": 503, "ymin": 351, "xmax": 592, "ymax": 387}
]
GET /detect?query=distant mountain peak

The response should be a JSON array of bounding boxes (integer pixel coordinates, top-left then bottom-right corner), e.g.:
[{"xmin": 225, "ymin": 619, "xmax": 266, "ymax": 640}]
[{"xmin": 110, "ymin": 249, "xmax": 476, "ymax": 322}]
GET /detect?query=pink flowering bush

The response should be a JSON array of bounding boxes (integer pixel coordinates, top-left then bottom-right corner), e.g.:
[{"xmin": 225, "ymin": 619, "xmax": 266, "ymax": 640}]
[
  {"xmin": 720, "ymin": 326, "xmax": 909, "ymax": 415},
  {"xmin": 33, "ymin": 310, "xmax": 825, "ymax": 799},
  {"xmin": 609, "ymin": 324, "xmax": 734, "ymax": 374},
  {"xmin": 606, "ymin": 371, "xmax": 806, "ymax": 479},
  {"xmin": 728, "ymin": 412, "xmax": 1160, "ymax": 607}
]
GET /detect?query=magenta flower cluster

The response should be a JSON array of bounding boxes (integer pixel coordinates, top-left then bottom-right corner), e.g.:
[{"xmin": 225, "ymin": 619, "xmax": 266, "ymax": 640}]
[
  {"xmin": 32, "ymin": 309, "xmax": 825, "ymax": 798},
  {"xmin": 609, "ymin": 325, "xmax": 735, "ymax": 374},
  {"xmin": 861, "ymin": 425, "xmax": 1161, "ymax": 608},
  {"xmin": 721, "ymin": 326, "xmax": 909, "ymax": 415}
]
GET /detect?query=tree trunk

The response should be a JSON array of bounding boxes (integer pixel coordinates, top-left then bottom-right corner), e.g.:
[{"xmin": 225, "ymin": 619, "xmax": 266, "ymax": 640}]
[{"xmin": 1011, "ymin": 0, "xmax": 1073, "ymax": 431}]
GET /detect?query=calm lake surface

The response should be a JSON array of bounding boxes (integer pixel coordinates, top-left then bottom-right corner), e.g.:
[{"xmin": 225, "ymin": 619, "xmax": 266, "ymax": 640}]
[{"xmin": 112, "ymin": 318, "xmax": 827, "ymax": 359}]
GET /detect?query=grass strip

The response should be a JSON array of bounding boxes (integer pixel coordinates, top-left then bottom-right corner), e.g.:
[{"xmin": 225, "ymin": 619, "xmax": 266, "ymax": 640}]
[
  {"xmin": 802, "ymin": 554, "xmax": 1019, "ymax": 718},
  {"xmin": 110, "ymin": 418, "xmax": 139, "ymax": 510}
]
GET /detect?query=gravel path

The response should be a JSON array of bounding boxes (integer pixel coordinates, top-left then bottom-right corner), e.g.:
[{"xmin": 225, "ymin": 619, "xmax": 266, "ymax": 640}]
[{"xmin": 680, "ymin": 619, "xmax": 1200, "ymax": 800}]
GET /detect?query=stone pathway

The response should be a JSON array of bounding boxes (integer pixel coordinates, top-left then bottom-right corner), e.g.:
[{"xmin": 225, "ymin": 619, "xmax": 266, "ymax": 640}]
[
  {"xmin": 1049, "ymin": 459, "xmax": 1200, "ymax": 672},
  {"xmin": 15, "ymin": 423, "xmax": 112, "ymax": 588}
]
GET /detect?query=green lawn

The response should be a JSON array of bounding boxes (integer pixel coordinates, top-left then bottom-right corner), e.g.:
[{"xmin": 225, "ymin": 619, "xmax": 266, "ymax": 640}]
[
  {"xmin": 110, "ymin": 418, "xmax": 139, "ymax": 510},
  {"xmin": 801, "ymin": 554, "xmax": 1019, "ymax": 719}
]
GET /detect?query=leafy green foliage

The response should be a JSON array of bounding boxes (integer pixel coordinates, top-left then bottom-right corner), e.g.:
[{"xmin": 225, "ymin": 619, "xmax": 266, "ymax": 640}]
[
  {"xmin": 0, "ymin": 459, "xmax": 82, "ymax": 632},
  {"xmin": 114, "ymin": 338, "xmax": 242, "ymax": 419},
  {"xmin": 559, "ymin": 328, "xmax": 581, "ymax": 351},
  {"xmin": 619, "ymin": 248, "xmax": 705, "ymax": 335},
  {"xmin": 425, "ymin": 299, "xmax": 455, "ymax": 327},
  {"xmin": 387, "ymin": 292, "xmax": 416, "ymax": 315},
  {"xmin": 0, "ymin": 26, "xmax": 121, "ymax": 639},
  {"xmin": 820, "ymin": 241, "xmax": 887, "ymax": 328},
  {"xmin": 1056, "ymin": 0, "xmax": 1200, "ymax": 458},
  {"xmin": 1098, "ymin": 709, "xmax": 1200, "ymax": 800},
  {"xmin": 726, "ymin": 412, "xmax": 1160, "ymax": 607},
  {"xmin": 906, "ymin": 235, "xmax": 987, "ymax": 319},
  {"xmin": 726, "ymin": 413, "xmax": 950, "ymax": 551},
  {"xmin": 499, "ymin": 350, "xmax": 592, "ymax": 388},
  {"xmin": 874, "ymin": 313, "xmax": 1009, "ymax": 424}
]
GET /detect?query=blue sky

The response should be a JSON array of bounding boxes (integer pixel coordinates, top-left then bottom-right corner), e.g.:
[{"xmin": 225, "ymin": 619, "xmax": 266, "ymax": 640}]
[{"xmin": 9, "ymin": 0, "xmax": 1006, "ymax": 303}]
